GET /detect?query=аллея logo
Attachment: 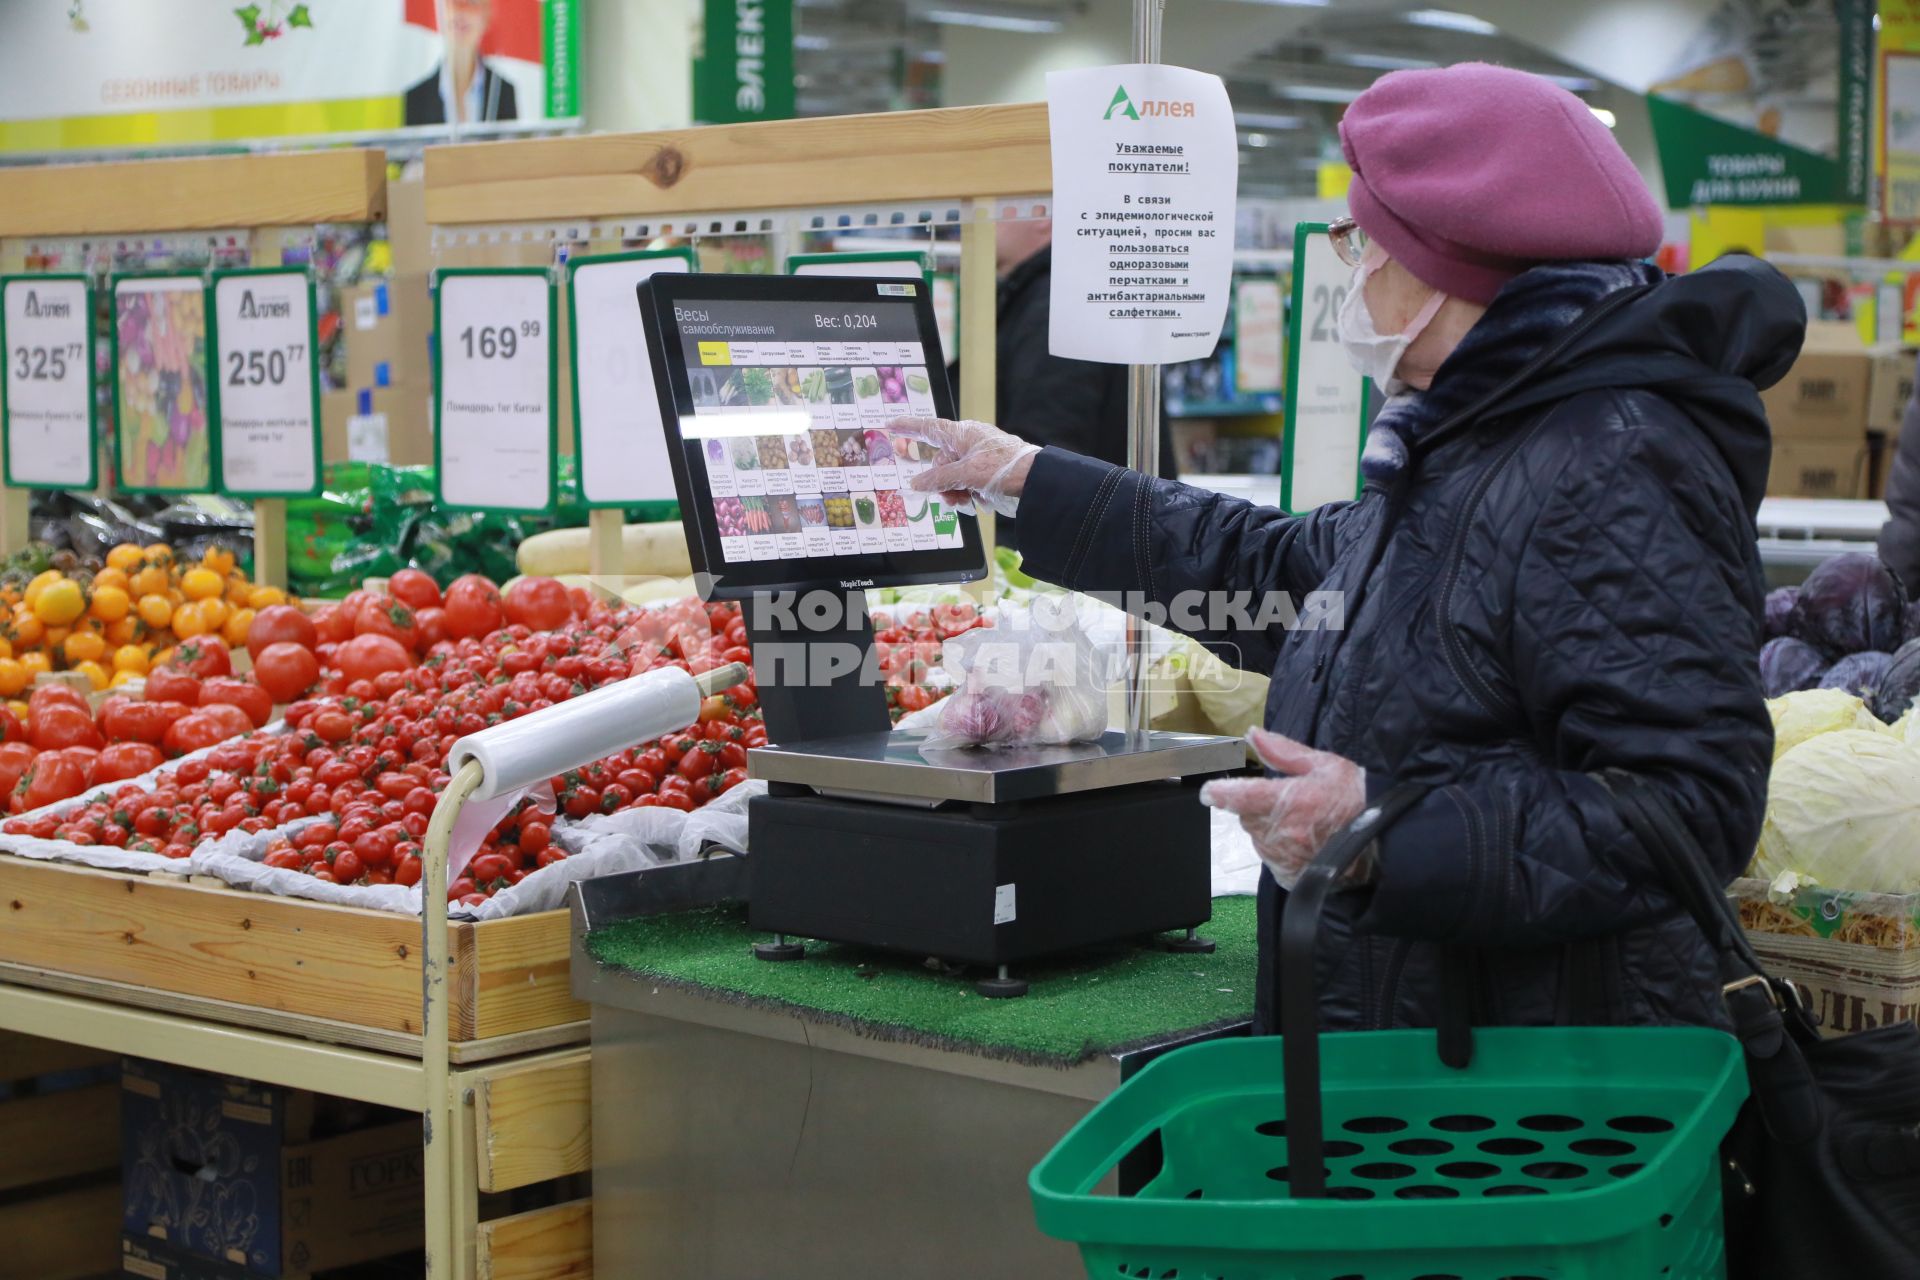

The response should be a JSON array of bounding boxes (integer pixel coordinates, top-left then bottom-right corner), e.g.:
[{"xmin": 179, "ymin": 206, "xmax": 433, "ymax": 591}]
[
  {"xmin": 1105, "ymin": 86, "xmax": 1140, "ymax": 121},
  {"xmin": 22, "ymin": 290, "xmax": 70, "ymax": 319},
  {"xmin": 1104, "ymin": 83, "xmax": 1196, "ymax": 121}
]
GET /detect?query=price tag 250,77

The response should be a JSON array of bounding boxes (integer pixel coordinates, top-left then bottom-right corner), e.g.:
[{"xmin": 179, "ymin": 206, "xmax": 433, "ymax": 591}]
[
  {"xmin": 211, "ymin": 268, "xmax": 322, "ymax": 499},
  {"xmin": 435, "ymin": 269, "xmax": 556, "ymax": 514},
  {"xmin": 1, "ymin": 275, "xmax": 95, "ymax": 490}
]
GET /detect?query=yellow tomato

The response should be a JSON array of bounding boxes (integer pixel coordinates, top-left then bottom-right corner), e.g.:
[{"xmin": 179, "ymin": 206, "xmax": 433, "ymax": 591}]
[
  {"xmin": 32, "ymin": 578, "xmax": 85, "ymax": 626},
  {"xmin": 0, "ymin": 637, "xmax": 11, "ymax": 661},
  {"xmin": 63, "ymin": 629, "xmax": 105, "ymax": 665},
  {"xmin": 248, "ymin": 585, "xmax": 288, "ymax": 609},
  {"xmin": 226, "ymin": 576, "xmax": 253, "ymax": 606},
  {"xmin": 6, "ymin": 699, "xmax": 26, "ymax": 722},
  {"xmin": 19, "ymin": 651, "xmax": 50, "ymax": 676},
  {"xmin": 90, "ymin": 584, "xmax": 131, "ymax": 623},
  {"xmin": 110, "ymin": 669, "xmax": 141, "ymax": 688},
  {"xmin": 222, "ymin": 606, "xmax": 255, "ymax": 648},
  {"xmin": 106, "ymin": 543, "xmax": 145, "ymax": 572},
  {"xmin": 171, "ymin": 602, "xmax": 209, "ymax": 639},
  {"xmin": 91, "ymin": 567, "xmax": 130, "ymax": 594},
  {"xmin": 198, "ymin": 597, "xmax": 229, "ymax": 630},
  {"xmin": 73, "ymin": 659, "xmax": 109, "ymax": 691},
  {"xmin": 113, "ymin": 644, "xmax": 150, "ymax": 675},
  {"xmin": 181, "ymin": 567, "xmax": 223, "ymax": 601},
  {"xmin": 0, "ymin": 658, "xmax": 27, "ymax": 696},
  {"xmin": 104, "ymin": 616, "xmax": 137, "ymax": 647},
  {"xmin": 202, "ymin": 545, "xmax": 237, "ymax": 576},
  {"xmin": 10, "ymin": 610, "xmax": 43, "ymax": 649},
  {"xmin": 130, "ymin": 565, "xmax": 170, "ymax": 598},
  {"xmin": 143, "ymin": 543, "xmax": 175, "ymax": 569},
  {"xmin": 151, "ymin": 646, "xmax": 175, "ymax": 669},
  {"xmin": 22, "ymin": 569, "xmax": 61, "ymax": 610},
  {"xmin": 136, "ymin": 594, "xmax": 173, "ymax": 630},
  {"xmin": 41, "ymin": 625, "xmax": 69, "ymax": 653}
]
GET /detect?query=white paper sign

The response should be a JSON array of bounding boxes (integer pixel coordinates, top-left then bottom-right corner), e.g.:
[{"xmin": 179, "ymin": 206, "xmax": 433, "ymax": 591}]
[
  {"xmin": 1046, "ymin": 63, "xmax": 1238, "ymax": 364},
  {"xmin": 212, "ymin": 271, "xmax": 318, "ymax": 497},
  {"xmin": 436, "ymin": 271, "xmax": 554, "ymax": 512},
  {"xmin": 790, "ymin": 254, "xmax": 925, "ymax": 279},
  {"xmin": 1235, "ymin": 278, "xmax": 1284, "ymax": 394},
  {"xmin": 1, "ymin": 277, "xmax": 93, "ymax": 488},
  {"xmin": 1282, "ymin": 226, "xmax": 1369, "ymax": 513},
  {"xmin": 568, "ymin": 253, "xmax": 688, "ymax": 506}
]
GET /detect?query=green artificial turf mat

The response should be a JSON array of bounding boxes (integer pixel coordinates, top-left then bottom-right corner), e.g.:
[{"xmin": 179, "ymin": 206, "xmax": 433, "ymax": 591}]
[{"xmin": 584, "ymin": 896, "xmax": 1257, "ymax": 1066}]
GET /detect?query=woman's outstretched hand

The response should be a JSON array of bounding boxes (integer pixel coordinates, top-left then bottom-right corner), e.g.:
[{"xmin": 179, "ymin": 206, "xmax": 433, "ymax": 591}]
[
  {"xmin": 1200, "ymin": 727, "xmax": 1369, "ymax": 889},
  {"xmin": 887, "ymin": 417, "xmax": 1040, "ymax": 517}
]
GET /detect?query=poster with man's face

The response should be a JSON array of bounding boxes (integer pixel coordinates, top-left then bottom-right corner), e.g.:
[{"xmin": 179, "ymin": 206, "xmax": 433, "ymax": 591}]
[{"xmin": 0, "ymin": 0, "xmax": 578, "ymax": 153}]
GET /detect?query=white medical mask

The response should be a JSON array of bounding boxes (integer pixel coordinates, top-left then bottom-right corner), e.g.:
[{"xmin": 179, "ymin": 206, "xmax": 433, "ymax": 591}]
[{"xmin": 1336, "ymin": 259, "xmax": 1447, "ymax": 398}]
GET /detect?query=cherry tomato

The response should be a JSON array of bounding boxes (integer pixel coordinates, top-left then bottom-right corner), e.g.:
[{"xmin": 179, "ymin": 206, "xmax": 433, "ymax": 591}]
[
  {"xmin": 331, "ymin": 849, "xmax": 364, "ymax": 883},
  {"xmin": 311, "ymin": 710, "xmax": 354, "ymax": 743},
  {"xmin": 676, "ymin": 742, "xmax": 719, "ymax": 780}
]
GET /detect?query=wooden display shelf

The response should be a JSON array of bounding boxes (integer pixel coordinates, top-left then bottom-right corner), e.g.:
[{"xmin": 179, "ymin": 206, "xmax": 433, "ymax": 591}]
[
  {"xmin": 0, "ymin": 853, "xmax": 582, "ymax": 1044},
  {"xmin": 0, "ymin": 1031, "xmax": 120, "ymax": 1280},
  {"xmin": 423, "ymin": 102, "xmax": 1050, "ymax": 225}
]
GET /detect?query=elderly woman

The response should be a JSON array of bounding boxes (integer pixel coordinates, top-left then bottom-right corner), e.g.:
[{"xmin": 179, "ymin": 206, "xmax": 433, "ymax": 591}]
[{"xmin": 897, "ymin": 63, "xmax": 1804, "ymax": 1034}]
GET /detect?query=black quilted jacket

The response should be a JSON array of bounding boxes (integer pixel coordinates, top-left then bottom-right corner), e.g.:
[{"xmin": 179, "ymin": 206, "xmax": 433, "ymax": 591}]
[{"xmin": 1019, "ymin": 255, "xmax": 1806, "ymax": 1034}]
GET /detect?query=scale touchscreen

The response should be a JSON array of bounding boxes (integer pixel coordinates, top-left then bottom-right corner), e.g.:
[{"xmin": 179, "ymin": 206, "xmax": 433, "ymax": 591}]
[{"xmin": 674, "ymin": 296, "xmax": 963, "ymax": 566}]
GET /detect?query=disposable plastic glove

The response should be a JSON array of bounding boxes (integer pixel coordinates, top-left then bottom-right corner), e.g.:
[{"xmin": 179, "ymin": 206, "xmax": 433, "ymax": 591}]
[
  {"xmin": 888, "ymin": 417, "xmax": 1041, "ymax": 517},
  {"xmin": 1199, "ymin": 727, "xmax": 1369, "ymax": 890}
]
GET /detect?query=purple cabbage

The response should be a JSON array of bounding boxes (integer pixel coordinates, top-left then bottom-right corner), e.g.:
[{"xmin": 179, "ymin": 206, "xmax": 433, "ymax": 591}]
[
  {"xmin": 1874, "ymin": 638, "xmax": 1920, "ymax": 723},
  {"xmin": 1759, "ymin": 636, "xmax": 1831, "ymax": 698},
  {"xmin": 1906, "ymin": 598, "xmax": 1920, "ymax": 646},
  {"xmin": 1789, "ymin": 553, "xmax": 1908, "ymax": 658},
  {"xmin": 1764, "ymin": 586, "xmax": 1798, "ymax": 638},
  {"xmin": 1818, "ymin": 650, "xmax": 1895, "ymax": 701}
]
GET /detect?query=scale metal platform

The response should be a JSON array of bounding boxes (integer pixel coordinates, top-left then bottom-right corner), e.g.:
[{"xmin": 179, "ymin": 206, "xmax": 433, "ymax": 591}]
[{"xmin": 748, "ymin": 727, "xmax": 1246, "ymax": 806}]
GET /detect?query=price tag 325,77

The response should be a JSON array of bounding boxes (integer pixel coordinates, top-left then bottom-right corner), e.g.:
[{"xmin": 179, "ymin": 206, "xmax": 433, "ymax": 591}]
[
  {"xmin": 1, "ymin": 275, "xmax": 95, "ymax": 490},
  {"xmin": 435, "ymin": 269, "xmax": 556, "ymax": 514},
  {"xmin": 211, "ymin": 268, "xmax": 321, "ymax": 499}
]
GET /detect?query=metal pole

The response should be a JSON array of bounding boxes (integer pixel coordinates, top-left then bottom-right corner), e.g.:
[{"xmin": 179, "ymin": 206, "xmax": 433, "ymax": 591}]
[{"xmin": 1124, "ymin": 0, "xmax": 1165, "ymax": 738}]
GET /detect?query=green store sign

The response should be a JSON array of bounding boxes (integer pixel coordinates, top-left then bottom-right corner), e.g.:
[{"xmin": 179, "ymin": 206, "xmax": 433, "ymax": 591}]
[{"xmin": 694, "ymin": 0, "xmax": 794, "ymax": 124}]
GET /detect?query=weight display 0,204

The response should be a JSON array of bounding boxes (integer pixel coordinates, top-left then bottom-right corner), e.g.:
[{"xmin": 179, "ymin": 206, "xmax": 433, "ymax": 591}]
[
  {"xmin": 11, "ymin": 344, "xmax": 82, "ymax": 381},
  {"xmin": 460, "ymin": 320, "xmax": 542, "ymax": 360}
]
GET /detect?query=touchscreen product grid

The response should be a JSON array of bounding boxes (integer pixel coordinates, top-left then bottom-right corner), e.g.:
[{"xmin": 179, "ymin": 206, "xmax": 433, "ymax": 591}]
[{"xmin": 685, "ymin": 340, "xmax": 961, "ymax": 564}]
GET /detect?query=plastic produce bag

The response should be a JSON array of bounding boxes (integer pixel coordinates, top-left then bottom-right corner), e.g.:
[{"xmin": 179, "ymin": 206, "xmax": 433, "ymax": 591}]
[{"xmin": 920, "ymin": 599, "xmax": 1120, "ymax": 749}]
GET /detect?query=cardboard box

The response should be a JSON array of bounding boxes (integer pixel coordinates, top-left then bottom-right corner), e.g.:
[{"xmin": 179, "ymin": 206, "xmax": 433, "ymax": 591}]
[
  {"xmin": 320, "ymin": 381, "xmax": 432, "ymax": 469},
  {"xmin": 1767, "ymin": 439, "xmax": 1870, "ymax": 499},
  {"xmin": 120, "ymin": 1059, "xmax": 421, "ymax": 1278},
  {"xmin": 1868, "ymin": 346, "xmax": 1917, "ymax": 436},
  {"xmin": 1760, "ymin": 321, "xmax": 1874, "ymax": 443}
]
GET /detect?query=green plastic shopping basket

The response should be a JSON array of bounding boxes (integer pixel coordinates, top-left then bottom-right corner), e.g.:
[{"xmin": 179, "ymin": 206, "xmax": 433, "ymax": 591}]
[{"xmin": 1030, "ymin": 785, "xmax": 1751, "ymax": 1280}]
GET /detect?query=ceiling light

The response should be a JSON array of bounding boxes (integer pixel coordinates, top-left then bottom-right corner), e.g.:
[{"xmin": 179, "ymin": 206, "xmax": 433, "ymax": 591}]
[
  {"xmin": 1243, "ymin": 132, "xmax": 1271, "ymax": 147},
  {"xmin": 794, "ymin": 33, "xmax": 831, "ymax": 50},
  {"xmin": 1238, "ymin": 0, "xmax": 1330, "ymax": 6},
  {"xmin": 1404, "ymin": 9, "xmax": 1498, "ymax": 36},
  {"xmin": 1334, "ymin": 52, "xmax": 1438, "ymax": 72},
  {"xmin": 1589, "ymin": 106, "xmax": 1617, "ymax": 128},
  {"xmin": 1275, "ymin": 84, "xmax": 1364, "ymax": 103},
  {"xmin": 922, "ymin": 8, "xmax": 1062, "ymax": 33},
  {"xmin": 1233, "ymin": 110, "xmax": 1303, "ymax": 130},
  {"xmin": 1537, "ymin": 72, "xmax": 1599, "ymax": 92}
]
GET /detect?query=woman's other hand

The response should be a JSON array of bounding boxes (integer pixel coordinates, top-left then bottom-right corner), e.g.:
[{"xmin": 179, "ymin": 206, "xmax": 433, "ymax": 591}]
[
  {"xmin": 1200, "ymin": 727, "xmax": 1368, "ymax": 888},
  {"xmin": 888, "ymin": 417, "xmax": 1040, "ymax": 517}
]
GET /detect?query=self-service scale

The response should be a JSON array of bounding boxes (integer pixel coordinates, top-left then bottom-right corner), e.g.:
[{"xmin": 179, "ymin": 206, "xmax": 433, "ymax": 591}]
[{"xmin": 634, "ymin": 273, "xmax": 1243, "ymax": 995}]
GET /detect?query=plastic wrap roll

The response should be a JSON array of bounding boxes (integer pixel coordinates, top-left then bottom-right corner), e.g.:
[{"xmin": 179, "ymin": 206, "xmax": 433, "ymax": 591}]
[{"xmin": 448, "ymin": 666, "xmax": 703, "ymax": 802}]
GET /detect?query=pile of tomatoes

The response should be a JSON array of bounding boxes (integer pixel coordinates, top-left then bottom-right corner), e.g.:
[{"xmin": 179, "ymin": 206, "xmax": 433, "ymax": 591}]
[{"xmin": 873, "ymin": 601, "xmax": 985, "ymax": 719}]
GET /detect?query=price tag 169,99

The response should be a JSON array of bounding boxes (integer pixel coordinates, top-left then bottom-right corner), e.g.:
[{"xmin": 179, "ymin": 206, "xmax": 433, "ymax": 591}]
[
  {"xmin": 1, "ymin": 275, "xmax": 96, "ymax": 489},
  {"xmin": 435, "ymin": 269, "xmax": 556, "ymax": 514},
  {"xmin": 210, "ymin": 268, "xmax": 322, "ymax": 498}
]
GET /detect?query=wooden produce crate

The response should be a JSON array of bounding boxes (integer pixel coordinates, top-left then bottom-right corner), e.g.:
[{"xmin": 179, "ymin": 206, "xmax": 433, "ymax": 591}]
[
  {"xmin": 0, "ymin": 854, "xmax": 583, "ymax": 1048},
  {"xmin": 1734, "ymin": 876, "xmax": 1920, "ymax": 1035},
  {"xmin": 0, "ymin": 1031, "xmax": 121, "ymax": 1280}
]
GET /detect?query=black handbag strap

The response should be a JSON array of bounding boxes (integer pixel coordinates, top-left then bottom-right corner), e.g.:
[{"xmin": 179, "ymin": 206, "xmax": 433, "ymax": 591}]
[
  {"xmin": 1606, "ymin": 772, "xmax": 1823, "ymax": 1145},
  {"xmin": 1278, "ymin": 782, "xmax": 1463, "ymax": 1198}
]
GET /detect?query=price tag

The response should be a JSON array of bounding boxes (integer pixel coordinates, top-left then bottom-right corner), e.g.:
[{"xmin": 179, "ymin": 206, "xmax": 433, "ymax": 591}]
[
  {"xmin": 1281, "ymin": 223, "xmax": 1370, "ymax": 514},
  {"xmin": 1234, "ymin": 278, "xmax": 1284, "ymax": 395},
  {"xmin": 0, "ymin": 275, "xmax": 95, "ymax": 489},
  {"xmin": 566, "ymin": 249, "xmax": 693, "ymax": 507},
  {"xmin": 435, "ymin": 269, "xmax": 556, "ymax": 513},
  {"xmin": 210, "ymin": 269, "xmax": 320, "ymax": 498},
  {"xmin": 787, "ymin": 251, "xmax": 928, "ymax": 280}
]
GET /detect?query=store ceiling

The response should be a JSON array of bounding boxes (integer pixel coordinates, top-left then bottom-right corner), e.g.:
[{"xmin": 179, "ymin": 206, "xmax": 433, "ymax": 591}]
[{"xmin": 793, "ymin": 3, "xmax": 1615, "ymax": 198}]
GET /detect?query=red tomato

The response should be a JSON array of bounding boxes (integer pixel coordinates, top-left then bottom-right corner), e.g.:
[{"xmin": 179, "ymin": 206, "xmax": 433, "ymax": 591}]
[
  {"xmin": 311, "ymin": 710, "xmax": 354, "ymax": 743},
  {"xmin": 388, "ymin": 568, "xmax": 443, "ymax": 611},
  {"xmin": 0, "ymin": 742, "xmax": 36, "ymax": 798},
  {"xmin": 311, "ymin": 602, "xmax": 355, "ymax": 645},
  {"xmin": 165, "ymin": 711, "xmax": 241, "ymax": 756},
  {"xmin": 168, "ymin": 637, "xmax": 232, "ymax": 680},
  {"xmin": 413, "ymin": 606, "xmax": 452, "ymax": 651},
  {"xmin": 14, "ymin": 756, "xmax": 82, "ymax": 811},
  {"xmin": 245, "ymin": 604, "xmax": 318, "ymax": 660},
  {"xmin": 336, "ymin": 633, "xmax": 413, "ymax": 685},
  {"xmin": 676, "ymin": 742, "xmax": 719, "ymax": 780},
  {"xmin": 27, "ymin": 682, "xmax": 89, "ymax": 720},
  {"xmin": 144, "ymin": 665, "xmax": 203, "ymax": 706},
  {"xmin": 253, "ymin": 642, "xmax": 320, "ymax": 704},
  {"xmin": 200, "ymin": 678, "xmax": 274, "ymax": 729},
  {"xmin": 95, "ymin": 742, "xmax": 164, "ymax": 782},
  {"xmin": 331, "ymin": 849, "xmax": 364, "ymax": 884},
  {"xmin": 354, "ymin": 595, "xmax": 419, "ymax": 652},
  {"xmin": 103, "ymin": 699, "xmax": 192, "ymax": 744},
  {"xmin": 0, "ymin": 707, "xmax": 24, "ymax": 747},
  {"xmin": 443, "ymin": 575, "xmax": 505, "ymax": 640},
  {"xmin": 31, "ymin": 703, "xmax": 103, "ymax": 752}
]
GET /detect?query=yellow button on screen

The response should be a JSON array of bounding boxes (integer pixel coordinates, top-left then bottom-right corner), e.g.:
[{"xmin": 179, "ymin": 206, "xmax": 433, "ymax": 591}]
[{"xmin": 698, "ymin": 341, "xmax": 732, "ymax": 366}]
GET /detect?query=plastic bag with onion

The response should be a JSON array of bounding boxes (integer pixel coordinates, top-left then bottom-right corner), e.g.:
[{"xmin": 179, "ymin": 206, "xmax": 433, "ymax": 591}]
[{"xmin": 918, "ymin": 599, "xmax": 1119, "ymax": 749}]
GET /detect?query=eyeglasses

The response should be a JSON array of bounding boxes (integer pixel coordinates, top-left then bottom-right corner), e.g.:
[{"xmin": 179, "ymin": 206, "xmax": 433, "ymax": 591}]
[{"xmin": 1328, "ymin": 217, "xmax": 1369, "ymax": 269}]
